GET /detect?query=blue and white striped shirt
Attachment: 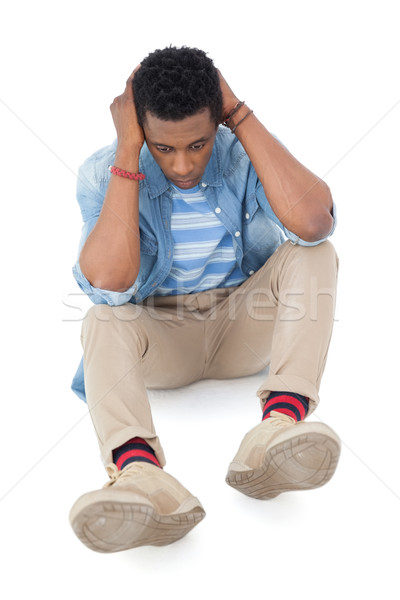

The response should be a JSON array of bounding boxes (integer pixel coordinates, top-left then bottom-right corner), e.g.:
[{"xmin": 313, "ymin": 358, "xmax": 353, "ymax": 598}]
[{"xmin": 153, "ymin": 184, "xmax": 246, "ymax": 295}]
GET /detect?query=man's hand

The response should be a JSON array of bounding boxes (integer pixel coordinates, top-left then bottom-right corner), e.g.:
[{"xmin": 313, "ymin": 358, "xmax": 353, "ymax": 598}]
[
  {"xmin": 217, "ymin": 69, "xmax": 240, "ymax": 121},
  {"xmin": 110, "ymin": 65, "xmax": 144, "ymax": 150}
]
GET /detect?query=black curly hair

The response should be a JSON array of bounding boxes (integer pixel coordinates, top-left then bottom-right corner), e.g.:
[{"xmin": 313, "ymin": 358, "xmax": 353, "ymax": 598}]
[{"xmin": 133, "ymin": 46, "xmax": 222, "ymax": 127}]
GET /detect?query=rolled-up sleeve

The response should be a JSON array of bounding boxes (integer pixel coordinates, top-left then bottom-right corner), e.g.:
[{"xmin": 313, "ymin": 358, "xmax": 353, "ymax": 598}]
[
  {"xmin": 72, "ymin": 156, "xmax": 137, "ymax": 306},
  {"xmin": 72, "ymin": 257, "xmax": 137, "ymax": 306}
]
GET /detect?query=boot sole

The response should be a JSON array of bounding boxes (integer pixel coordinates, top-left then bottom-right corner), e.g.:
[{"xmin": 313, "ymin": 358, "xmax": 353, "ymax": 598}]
[
  {"xmin": 70, "ymin": 491, "xmax": 205, "ymax": 553},
  {"xmin": 226, "ymin": 427, "xmax": 341, "ymax": 500}
]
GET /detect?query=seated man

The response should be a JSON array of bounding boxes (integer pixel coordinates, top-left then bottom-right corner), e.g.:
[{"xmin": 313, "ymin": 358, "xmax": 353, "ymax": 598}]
[{"xmin": 69, "ymin": 46, "xmax": 340, "ymax": 553}]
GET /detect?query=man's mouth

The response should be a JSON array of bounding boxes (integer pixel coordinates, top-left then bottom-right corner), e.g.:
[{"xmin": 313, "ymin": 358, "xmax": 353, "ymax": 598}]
[{"xmin": 172, "ymin": 178, "xmax": 199, "ymax": 189}]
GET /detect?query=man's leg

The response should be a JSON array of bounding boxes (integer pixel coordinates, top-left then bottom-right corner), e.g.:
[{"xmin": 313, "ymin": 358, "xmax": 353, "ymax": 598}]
[
  {"xmin": 203, "ymin": 240, "xmax": 341, "ymax": 498},
  {"xmin": 204, "ymin": 240, "xmax": 338, "ymax": 405},
  {"xmin": 80, "ymin": 301, "xmax": 207, "ymax": 466},
  {"xmin": 70, "ymin": 299, "xmax": 207, "ymax": 552}
]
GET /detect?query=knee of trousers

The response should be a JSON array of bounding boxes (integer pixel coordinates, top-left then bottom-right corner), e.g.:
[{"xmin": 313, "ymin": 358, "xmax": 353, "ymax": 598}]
[
  {"xmin": 81, "ymin": 302, "xmax": 145, "ymax": 338},
  {"xmin": 253, "ymin": 240, "xmax": 339, "ymax": 290},
  {"xmin": 283, "ymin": 240, "xmax": 339, "ymax": 275},
  {"xmin": 301, "ymin": 239, "xmax": 338, "ymax": 260}
]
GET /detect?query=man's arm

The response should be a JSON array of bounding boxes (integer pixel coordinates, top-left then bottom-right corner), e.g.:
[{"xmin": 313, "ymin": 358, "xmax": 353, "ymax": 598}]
[
  {"xmin": 79, "ymin": 67, "xmax": 144, "ymax": 292},
  {"xmin": 218, "ymin": 71, "xmax": 333, "ymax": 242}
]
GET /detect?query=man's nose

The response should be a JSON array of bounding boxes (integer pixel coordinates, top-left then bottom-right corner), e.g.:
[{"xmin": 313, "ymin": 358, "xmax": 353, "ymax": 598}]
[{"xmin": 172, "ymin": 152, "xmax": 193, "ymax": 178}]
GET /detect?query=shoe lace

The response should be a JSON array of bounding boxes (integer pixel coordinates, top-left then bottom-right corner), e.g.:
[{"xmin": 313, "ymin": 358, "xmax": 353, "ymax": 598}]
[{"xmin": 103, "ymin": 462, "xmax": 146, "ymax": 488}]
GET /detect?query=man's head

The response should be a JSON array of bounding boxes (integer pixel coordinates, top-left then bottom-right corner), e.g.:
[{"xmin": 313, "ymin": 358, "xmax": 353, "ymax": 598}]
[
  {"xmin": 133, "ymin": 46, "xmax": 223, "ymax": 188},
  {"xmin": 133, "ymin": 46, "xmax": 222, "ymax": 127}
]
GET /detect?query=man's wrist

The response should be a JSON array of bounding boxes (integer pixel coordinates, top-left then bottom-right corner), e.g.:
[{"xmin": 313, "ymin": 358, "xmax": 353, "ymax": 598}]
[
  {"xmin": 115, "ymin": 144, "xmax": 142, "ymax": 171},
  {"xmin": 222, "ymin": 100, "xmax": 243, "ymax": 125},
  {"xmin": 224, "ymin": 102, "xmax": 253, "ymax": 133}
]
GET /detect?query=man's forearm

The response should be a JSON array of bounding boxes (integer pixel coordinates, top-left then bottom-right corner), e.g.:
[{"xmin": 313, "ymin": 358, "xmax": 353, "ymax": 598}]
[
  {"xmin": 232, "ymin": 107, "xmax": 334, "ymax": 241},
  {"xmin": 79, "ymin": 146, "xmax": 141, "ymax": 292}
]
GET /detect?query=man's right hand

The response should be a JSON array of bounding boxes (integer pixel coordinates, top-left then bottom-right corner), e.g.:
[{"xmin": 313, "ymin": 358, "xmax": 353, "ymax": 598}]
[{"xmin": 110, "ymin": 65, "xmax": 144, "ymax": 150}]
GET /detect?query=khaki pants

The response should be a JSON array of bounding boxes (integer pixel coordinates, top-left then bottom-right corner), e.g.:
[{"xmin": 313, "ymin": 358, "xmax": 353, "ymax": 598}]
[{"xmin": 81, "ymin": 240, "xmax": 338, "ymax": 467}]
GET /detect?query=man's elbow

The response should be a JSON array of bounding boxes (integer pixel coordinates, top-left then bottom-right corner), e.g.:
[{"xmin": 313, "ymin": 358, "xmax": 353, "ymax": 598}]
[
  {"xmin": 80, "ymin": 261, "xmax": 138, "ymax": 293},
  {"xmin": 89, "ymin": 276, "xmax": 137, "ymax": 293},
  {"xmin": 101, "ymin": 280, "xmax": 136, "ymax": 293},
  {"xmin": 301, "ymin": 212, "xmax": 334, "ymax": 242},
  {"xmin": 302, "ymin": 185, "xmax": 334, "ymax": 242}
]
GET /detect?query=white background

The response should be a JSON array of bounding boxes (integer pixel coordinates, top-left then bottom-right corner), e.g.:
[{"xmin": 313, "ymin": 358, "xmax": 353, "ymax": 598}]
[{"xmin": 1, "ymin": 0, "xmax": 399, "ymax": 597}]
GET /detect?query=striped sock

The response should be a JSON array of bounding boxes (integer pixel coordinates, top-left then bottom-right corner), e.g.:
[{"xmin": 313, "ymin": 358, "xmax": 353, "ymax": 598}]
[
  {"xmin": 112, "ymin": 437, "xmax": 162, "ymax": 470},
  {"xmin": 262, "ymin": 391, "xmax": 309, "ymax": 422}
]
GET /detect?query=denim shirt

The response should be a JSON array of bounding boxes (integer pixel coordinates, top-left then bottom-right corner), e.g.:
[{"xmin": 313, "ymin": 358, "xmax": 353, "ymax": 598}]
[{"xmin": 71, "ymin": 126, "xmax": 336, "ymax": 401}]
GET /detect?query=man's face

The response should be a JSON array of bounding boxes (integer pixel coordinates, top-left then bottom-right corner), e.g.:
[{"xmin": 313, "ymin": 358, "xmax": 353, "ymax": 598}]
[{"xmin": 142, "ymin": 108, "xmax": 218, "ymax": 189}]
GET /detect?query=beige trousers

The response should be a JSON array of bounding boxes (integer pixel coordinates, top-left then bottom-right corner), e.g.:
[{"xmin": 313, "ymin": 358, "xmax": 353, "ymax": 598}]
[{"xmin": 81, "ymin": 240, "xmax": 338, "ymax": 467}]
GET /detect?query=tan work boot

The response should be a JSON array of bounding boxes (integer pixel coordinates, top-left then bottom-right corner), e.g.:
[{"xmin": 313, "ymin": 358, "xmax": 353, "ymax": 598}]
[
  {"xmin": 226, "ymin": 411, "xmax": 341, "ymax": 499},
  {"xmin": 69, "ymin": 462, "xmax": 205, "ymax": 552}
]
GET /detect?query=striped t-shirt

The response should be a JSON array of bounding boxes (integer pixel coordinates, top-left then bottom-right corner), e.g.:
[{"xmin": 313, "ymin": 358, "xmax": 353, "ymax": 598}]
[{"xmin": 153, "ymin": 184, "xmax": 246, "ymax": 296}]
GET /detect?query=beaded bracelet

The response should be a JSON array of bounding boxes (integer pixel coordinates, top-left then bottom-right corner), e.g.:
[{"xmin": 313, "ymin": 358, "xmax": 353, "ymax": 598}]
[{"xmin": 108, "ymin": 165, "xmax": 146, "ymax": 181}]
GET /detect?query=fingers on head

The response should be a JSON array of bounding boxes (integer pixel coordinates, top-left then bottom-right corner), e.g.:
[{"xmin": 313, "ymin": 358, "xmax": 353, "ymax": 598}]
[{"xmin": 126, "ymin": 63, "xmax": 141, "ymax": 85}]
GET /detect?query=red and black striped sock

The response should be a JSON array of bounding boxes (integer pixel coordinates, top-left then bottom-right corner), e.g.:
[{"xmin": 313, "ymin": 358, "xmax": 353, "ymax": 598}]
[
  {"xmin": 262, "ymin": 391, "xmax": 309, "ymax": 422},
  {"xmin": 112, "ymin": 437, "xmax": 162, "ymax": 470}
]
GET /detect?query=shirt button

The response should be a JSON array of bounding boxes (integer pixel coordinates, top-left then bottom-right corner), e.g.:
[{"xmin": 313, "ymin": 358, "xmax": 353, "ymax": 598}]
[
  {"xmin": 215, "ymin": 207, "xmax": 221, "ymax": 214},
  {"xmin": 245, "ymin": 212, "xmax": 250, "ymax": 219},
  {"xmin": 201, "ymin": 182, "xmax": 207, "ymax": 188},
  {"xmin": 235, "ymin": 231, "xmax": 241, "ymax": 237},
  {"xmin": 249, "ymin": 270, "xmax": 255, "ymax": 275}
]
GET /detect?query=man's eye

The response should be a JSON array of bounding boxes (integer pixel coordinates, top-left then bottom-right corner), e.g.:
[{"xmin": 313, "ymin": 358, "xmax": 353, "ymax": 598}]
[
  {"xmin": 157, "ymin": 146, "xmax": 171, "ymax": 153},
  {"xmin": 190, "ymin": 144, "xmax": 205, "ymax": 151}
]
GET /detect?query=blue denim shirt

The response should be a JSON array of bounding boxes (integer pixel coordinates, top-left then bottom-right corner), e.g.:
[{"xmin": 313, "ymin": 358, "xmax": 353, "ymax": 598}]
[{"xmin": 71, "ymin": 126, "xmax": 336, "ymax": 401}]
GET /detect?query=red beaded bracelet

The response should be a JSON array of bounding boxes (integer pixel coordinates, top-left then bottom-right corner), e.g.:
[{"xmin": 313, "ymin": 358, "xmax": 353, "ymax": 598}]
[{"xmin": 108, "ymin": 165, "xmax": 146, "ymax": 181}]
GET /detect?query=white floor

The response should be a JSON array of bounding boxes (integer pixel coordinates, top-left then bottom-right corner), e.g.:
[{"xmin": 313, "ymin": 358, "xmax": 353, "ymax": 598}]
[{"xmin": 1, "ymin": 1, "xmax": 399, "ymax": 598}]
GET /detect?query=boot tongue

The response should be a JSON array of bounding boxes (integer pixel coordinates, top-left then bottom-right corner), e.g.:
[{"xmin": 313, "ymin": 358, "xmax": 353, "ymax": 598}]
[
  {"xmin": 269, "ymin": 410, "xmax": 296, "ymax": 425},
  {"xmin": 103, "ymin": 462, "xmax": 146, "ymax": 488}
]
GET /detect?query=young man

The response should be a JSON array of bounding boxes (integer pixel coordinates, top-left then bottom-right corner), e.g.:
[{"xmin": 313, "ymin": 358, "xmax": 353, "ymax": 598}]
[{"xmin": 69, "ymin": 46, "xmax": 340, "ymax": 553}]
